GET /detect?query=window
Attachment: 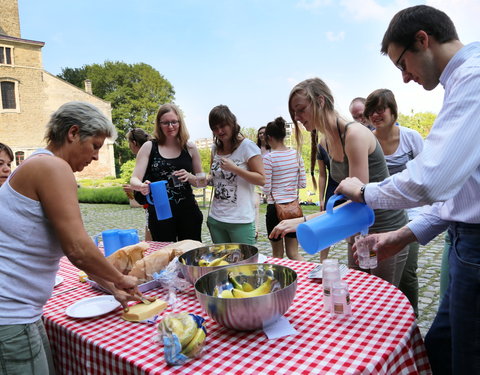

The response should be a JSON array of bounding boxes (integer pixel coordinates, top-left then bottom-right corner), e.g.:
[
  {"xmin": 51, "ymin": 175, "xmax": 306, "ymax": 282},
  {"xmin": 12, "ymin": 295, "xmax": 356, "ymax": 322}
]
[
  {"xmin": 0, "ymin": 46, "xmax": 13, "ymax": 65},
  {"xmin": 0, "ymin": 80, "xmax": 18, "ymax": 111},
  {"xmin": 15, "ymin": 151, "xmax": 24, "ymax": 166}
]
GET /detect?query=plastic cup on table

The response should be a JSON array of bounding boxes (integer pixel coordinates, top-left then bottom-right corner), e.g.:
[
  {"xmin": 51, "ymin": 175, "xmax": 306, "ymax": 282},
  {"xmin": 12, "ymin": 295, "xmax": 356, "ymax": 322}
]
[
  {"xmin": 146, "ymin": 180, "xmax": 172, "ymax": 221},
  {"xmin": 297, "ymin": 194, "xmax": 375, "ymax": 255}
]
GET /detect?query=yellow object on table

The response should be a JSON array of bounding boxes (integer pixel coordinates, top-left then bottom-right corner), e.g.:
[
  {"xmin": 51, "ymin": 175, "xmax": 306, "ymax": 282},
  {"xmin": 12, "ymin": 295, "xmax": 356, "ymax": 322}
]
[
  {"xmin": 78, "ymin": 271, "xmax": 87, "ymax": 283},
  {"xmin": 122, "ymin": 299, "xmax": 168, "ymax": 322}
]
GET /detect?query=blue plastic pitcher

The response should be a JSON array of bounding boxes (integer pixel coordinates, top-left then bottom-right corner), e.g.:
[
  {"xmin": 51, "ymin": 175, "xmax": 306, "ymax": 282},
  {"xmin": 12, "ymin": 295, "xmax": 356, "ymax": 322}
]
[
  {"xmin": 146, "ymin": 180, "xmax": 172, "ymax": 220},
  {"xmin": 297, "ymin": 194, "xmax": 375, "ymax": 254}
]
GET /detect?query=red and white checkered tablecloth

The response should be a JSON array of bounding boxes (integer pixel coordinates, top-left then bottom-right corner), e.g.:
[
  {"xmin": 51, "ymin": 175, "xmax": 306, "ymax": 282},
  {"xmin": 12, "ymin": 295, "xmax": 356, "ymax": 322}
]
[{"xmin": 43, "ymin": 242, "xmax": 431, "ymax": 375}]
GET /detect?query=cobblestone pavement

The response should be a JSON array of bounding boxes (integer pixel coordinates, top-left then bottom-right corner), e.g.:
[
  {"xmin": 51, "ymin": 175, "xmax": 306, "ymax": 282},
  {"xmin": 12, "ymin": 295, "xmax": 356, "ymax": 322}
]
[{"xmin": 80, "ymin": 203, "xmax": 444, "ymax": 337}]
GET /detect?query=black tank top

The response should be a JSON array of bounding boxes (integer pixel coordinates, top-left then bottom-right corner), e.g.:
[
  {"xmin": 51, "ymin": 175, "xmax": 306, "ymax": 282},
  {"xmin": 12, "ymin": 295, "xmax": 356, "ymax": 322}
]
[{"xmin": 146, "ymin": 140, "xmax": 196, "ymax": 208}]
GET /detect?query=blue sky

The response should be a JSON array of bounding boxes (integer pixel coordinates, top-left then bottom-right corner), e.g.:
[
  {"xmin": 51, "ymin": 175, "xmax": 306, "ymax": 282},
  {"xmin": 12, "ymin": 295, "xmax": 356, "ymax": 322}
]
[{"xmin": 19, "ymin": 0, "xmax": 478, "ymax": 141}]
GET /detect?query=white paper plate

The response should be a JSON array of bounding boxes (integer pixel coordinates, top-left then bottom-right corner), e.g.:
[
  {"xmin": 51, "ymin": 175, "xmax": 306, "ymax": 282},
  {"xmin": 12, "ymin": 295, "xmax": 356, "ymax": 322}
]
[
  {"xmin": 66, "ymin": 296, "xmax": 121, "ymax": 318},
  {"xmin": 54, "ymin": 275, "xmax": 64, "ymax": 287},
  {"xmin": 258, "ymin": 254, "xmax": 268, "ymax": 263}
]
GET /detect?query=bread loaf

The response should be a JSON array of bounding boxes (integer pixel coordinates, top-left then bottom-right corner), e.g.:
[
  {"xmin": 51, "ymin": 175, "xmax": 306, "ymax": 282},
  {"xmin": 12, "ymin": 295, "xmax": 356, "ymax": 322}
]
[
  {"xmin": 106, "ymin": 242, "xmax": 149, "ymax": 275},
  {"xmin": 128, "ymin": 240, "xmax": 203, "ymax": 283}
]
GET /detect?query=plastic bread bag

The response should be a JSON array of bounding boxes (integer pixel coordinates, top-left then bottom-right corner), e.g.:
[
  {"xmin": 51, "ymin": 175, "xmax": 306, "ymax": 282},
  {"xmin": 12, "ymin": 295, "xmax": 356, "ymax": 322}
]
[
  {"xmin": 152, "ymin": 258, "xmax": 190, "ymax": 308},
  {"xmin": 159, "ymin": 312, "xmax": 207, "ymax": 366}
]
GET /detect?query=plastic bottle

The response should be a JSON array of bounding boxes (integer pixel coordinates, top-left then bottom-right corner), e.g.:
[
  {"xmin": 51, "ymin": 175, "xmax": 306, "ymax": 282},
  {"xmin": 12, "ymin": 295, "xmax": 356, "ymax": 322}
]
[
  {"xmin": 323, "ymin": 265, "xmax": 341, "ymax": 312},
  {"xmin": 331, "ymin": 280, "xmax": 351, "ymax": 318}
]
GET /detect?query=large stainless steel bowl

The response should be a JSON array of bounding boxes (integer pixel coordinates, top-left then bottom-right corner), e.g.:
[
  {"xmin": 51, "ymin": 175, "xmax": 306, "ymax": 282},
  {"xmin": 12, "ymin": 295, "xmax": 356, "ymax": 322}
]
[
  {"xmin": 178, "ymin": 243, "xmax": 259, "ymax": 284},
  {"xmin": 195, "ymin": 263, "xmax": 297, "ymax": 331}
]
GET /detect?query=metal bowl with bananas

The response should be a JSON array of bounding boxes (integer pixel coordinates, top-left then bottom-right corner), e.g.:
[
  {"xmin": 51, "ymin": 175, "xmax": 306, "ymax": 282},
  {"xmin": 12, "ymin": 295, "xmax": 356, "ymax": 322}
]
[
  {"xmin": 178, "ymin": 243, "xmax": 259, "ymax": 285},
  {"xmin": 194, "ymin": 263, "xmax": 297, "ymax": 331}
]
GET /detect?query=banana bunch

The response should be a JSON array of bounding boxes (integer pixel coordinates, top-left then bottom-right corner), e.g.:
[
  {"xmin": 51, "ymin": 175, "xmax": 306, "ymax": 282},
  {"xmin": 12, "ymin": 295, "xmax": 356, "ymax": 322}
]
[
  {"xmin": 198, "ymin": 254, "xmax": 230, "ymax": 267},
  {"xmin": 213, "ymin": 273, "xmax": 274, "ymax": 298},
  {"xmin": 160, "ymin": 313, "xmax": 207, "ymax": 363}
]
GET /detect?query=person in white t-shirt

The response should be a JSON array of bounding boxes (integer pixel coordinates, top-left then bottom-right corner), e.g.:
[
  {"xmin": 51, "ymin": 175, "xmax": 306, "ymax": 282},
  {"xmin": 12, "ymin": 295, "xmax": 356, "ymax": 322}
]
[
  {"xmin": 365, "ymin": 88, "xmax": 424, "ymax": 316},
  {"xmin": 207, "ymin": 105, "xmax": 265, "ymax": 244}
]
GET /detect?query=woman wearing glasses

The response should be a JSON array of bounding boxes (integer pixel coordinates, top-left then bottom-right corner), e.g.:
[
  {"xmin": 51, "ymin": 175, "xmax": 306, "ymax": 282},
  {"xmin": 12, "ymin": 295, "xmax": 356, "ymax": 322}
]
[
  {"xmin": 365, "ymin": 88, "xmax": 424, "ymax": 315},
  {"xmin": 130, "ymin": 103, "xmax": 203, "ymax": 242},
  {"xmin": 271, "ymin": 78, "xmax": 408, "ymax": 287},
  {"xmin": 207, "ymin": 105, "xmax": 265, "ymax": 244}
]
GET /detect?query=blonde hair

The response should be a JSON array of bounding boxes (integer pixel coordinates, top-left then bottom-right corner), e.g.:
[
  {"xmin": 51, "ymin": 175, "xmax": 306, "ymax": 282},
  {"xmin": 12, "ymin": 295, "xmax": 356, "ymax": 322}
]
[
  {"xmin": 288, "ymin": 78, "xmax": 337, "ymax": 192},
  {"xmin": 153, "ymin": 103, "xmax": 190, "ymax": 149}
]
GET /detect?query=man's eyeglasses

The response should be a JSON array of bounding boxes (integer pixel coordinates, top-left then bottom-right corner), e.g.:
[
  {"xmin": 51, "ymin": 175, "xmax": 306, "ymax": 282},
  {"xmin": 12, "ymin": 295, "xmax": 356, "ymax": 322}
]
[
  {"xmin": 159, "ymin": 120, "xmax": 179, "ymax": 127},
  {"xmin": 395, "ymin": 42, "xmax": 413, "ymax": 72}
]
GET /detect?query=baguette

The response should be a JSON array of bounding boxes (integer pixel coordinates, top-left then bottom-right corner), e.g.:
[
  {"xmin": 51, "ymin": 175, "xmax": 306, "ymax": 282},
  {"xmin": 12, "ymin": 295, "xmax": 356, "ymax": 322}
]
[{"xmin": 106, "ymin": 242, "xmax": 149, "ymax": 275}]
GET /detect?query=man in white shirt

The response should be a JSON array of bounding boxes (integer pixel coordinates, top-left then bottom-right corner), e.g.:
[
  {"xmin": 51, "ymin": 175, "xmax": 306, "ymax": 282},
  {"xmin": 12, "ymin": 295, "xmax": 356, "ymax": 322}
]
[{"xmin": 336, "ymin": 5, "xmax": 480, "ymax": 374}]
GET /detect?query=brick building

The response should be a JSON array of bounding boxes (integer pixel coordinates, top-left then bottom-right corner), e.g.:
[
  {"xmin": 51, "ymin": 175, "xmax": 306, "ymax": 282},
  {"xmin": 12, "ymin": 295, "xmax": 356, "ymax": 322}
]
[{"xmin": 0, "ymin": 0, "xmax": 115, "ymax": 178}]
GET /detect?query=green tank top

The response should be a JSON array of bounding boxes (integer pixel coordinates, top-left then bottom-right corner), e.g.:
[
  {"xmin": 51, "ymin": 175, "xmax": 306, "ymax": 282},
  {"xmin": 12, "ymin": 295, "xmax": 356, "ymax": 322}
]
[{"xmin": 330, "ymin": 121, "xmax": 407, "ymax": 233}]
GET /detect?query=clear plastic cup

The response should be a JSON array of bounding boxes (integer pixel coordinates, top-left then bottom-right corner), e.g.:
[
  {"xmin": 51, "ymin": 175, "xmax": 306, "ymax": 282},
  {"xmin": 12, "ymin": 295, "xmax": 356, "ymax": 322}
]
[
  {"xmin": 323, "ymin": 265, "xmax": 341, "ymax": 312},
  {"xmin": 355, "ymin": 234, "xmax": 377, "ymax": 269},
  {"xmin": 331, "ymin": 280, "xmax": 351, "ymax": 318},
  {"xmin": 195, "ymin": 172, "xmax": 207, "ymax": 187}
]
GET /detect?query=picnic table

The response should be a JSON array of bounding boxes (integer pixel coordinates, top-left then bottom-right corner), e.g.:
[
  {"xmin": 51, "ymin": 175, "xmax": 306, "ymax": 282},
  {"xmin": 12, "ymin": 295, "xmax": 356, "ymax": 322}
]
[{"xmin": 43, "ymin": 242, "xmax": 431, "ymax": 374}]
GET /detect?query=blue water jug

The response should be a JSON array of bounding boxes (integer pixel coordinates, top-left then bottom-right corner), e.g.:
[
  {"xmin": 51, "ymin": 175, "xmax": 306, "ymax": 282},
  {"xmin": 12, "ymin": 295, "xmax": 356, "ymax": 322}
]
[
  {"xmin": 297, "ymin": 194, "xmax": 375, "ymax": 254},
  {"xmin": 146, "ymin": 180, "xmax": 173, "ymax": 220}
]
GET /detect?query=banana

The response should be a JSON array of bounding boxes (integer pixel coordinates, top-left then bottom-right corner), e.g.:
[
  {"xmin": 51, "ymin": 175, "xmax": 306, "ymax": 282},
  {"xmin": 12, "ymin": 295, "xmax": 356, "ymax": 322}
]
[
  {"xmin": 225, "ymin": 244, "xmax": 239, "ymax": 250},
  {"xmin": 219, "ymin": 289, "xmax": 234, "ymax": 298},
  {"xmin": 242, "ymin": 282, "xmax": 254, "ymax": 292},
  {"xmin": 162, "ymin": 313, "xmax": 197, "ymax": 348},
  {"xmin": 208, "ymin": 254, "xmax": 229, "ymax": 267},
  {"xmin": 231, "ymin": 277, "xmax": 273, "ymax": 298},
  {"xmin": 217, "ymin": 260, "xmax": 229, "ymax": 266},
  {"xmin": 228, "ymin": 272, "xmax": 243, "ymax": 290},
  {"xmin": 181, "ymin": 327, "xmax": 206, "ymax": 357}
]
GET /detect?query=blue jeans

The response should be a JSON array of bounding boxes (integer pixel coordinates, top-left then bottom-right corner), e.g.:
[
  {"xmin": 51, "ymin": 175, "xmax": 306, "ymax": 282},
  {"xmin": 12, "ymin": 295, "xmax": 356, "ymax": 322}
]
[{"xmin": 425, "ymin": 222, "xmax": 480, "ymax": 374}]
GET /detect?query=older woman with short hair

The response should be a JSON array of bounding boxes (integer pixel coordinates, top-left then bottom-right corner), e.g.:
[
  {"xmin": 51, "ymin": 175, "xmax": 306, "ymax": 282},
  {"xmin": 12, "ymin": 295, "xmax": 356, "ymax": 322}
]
[{"xmin": 0, "ymin": 102, "xmax": 141, "ymax": 375}]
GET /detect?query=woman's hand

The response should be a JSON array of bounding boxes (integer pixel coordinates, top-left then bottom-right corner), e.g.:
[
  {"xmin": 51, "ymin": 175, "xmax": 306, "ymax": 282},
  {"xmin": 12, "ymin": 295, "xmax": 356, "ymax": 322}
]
[
  {"xmin": 219, "ymin": 157, "xmax": 237, "ymax": 173},
  {"xmin": 173, "ymin": 169, "xmax": 193, "ymax": 184},
  {"xmin": 269, "ymin": 217, "xmax": 304, "ymax": 239},
  {"xmin": 136, "ymin": 180, "xmax": 151, "ymax": 196}
]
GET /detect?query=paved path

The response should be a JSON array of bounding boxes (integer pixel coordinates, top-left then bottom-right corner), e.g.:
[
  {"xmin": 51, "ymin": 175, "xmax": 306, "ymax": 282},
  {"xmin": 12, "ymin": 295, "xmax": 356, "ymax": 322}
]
[{"xmin": 80, "ymin": 203, "xmax": 444, "ymax": 337}]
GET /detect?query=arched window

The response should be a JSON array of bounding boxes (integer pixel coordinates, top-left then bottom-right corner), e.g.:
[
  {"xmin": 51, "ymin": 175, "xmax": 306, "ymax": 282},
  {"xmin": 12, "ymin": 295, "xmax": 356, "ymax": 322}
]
[{"xmin": 0, "ymin": 78, "xmax": 19, "ymax": 112}]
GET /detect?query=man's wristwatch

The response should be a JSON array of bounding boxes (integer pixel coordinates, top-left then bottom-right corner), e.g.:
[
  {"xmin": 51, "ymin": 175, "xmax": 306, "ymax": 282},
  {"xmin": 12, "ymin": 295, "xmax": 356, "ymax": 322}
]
[{"xmin": 360, "ymin": 184, "xmax": 367, "ymax": 203}]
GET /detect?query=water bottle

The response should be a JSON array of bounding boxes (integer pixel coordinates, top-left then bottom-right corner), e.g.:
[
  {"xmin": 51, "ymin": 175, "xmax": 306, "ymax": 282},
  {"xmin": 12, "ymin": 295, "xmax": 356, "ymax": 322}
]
[
  {"xmin": 323, "ymin": 265, "xmax": 341, "ymax": 312},
  {"xmin": 331, "ymin": 280, "xmax": 351, "ymax": 318}
]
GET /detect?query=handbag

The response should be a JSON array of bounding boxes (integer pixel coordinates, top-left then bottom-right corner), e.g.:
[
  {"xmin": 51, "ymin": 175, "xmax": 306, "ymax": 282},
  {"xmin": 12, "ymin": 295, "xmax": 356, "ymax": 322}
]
[
  {"xmin": 272, "ymin": 152, "xmax": 303, "ymax": 220},
  {"xmin": 275, "ymin": 199, "xmax": 303, "ymax": 221}
]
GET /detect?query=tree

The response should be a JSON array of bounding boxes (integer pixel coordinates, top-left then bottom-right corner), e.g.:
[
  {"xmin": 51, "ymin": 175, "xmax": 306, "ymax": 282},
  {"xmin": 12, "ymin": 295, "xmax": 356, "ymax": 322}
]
[
  {"xmin": 58, "ymin": 61, "xmax": 175, "ymax": 171},
  {"xmin": 397, "ymin": 111, "xmax": 436, "ymax": 138}
]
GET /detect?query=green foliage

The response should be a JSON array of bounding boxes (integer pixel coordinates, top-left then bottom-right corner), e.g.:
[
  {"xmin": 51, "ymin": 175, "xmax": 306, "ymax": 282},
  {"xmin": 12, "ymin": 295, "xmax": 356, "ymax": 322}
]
[
  {"xmin": 77, "ymin": 178, "xmax": 124, "ymax": 187},
  {"xmin": 119, "ymin": 159, "xmax": 136, "ymax": 183},
  {"xmin": 78, "ymin": 186, "xmax": 129, "ymax": 204},
  {"xmin": 58, "ymin": 61, "xmax": 175, "ymax": 169},
  {"xmin": 241, "ymin": 127, "xmax": 258, "ymax": 142},
  {"xmin": 198, "ymin": 147, "xmax": 212, "ymax": 173},
  {"xmin": 397, "ymin": 111, "xmax": 436, "ymax": 138}
]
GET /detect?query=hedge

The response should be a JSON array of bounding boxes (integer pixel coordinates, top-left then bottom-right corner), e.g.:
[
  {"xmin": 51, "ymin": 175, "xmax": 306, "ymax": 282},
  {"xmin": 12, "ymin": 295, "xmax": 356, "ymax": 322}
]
[{"xmin": 78, "ymin": 186, "xmax": 129, "ymax": 204}]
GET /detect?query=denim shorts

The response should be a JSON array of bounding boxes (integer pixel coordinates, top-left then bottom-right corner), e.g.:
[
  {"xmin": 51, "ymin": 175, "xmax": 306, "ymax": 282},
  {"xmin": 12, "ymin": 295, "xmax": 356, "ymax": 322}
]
[{"xmin": 0, "ymin": 320, "xmax": 55, "ymax": 375}]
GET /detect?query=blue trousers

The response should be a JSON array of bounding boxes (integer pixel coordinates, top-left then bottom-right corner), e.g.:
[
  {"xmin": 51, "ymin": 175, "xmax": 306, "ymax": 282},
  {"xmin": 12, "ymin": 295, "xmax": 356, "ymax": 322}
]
[{"xmin": 425, "ymin": 222, "xmax": 480, "ymax": 374}]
